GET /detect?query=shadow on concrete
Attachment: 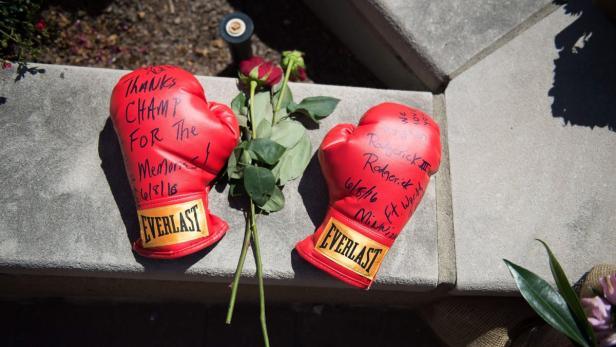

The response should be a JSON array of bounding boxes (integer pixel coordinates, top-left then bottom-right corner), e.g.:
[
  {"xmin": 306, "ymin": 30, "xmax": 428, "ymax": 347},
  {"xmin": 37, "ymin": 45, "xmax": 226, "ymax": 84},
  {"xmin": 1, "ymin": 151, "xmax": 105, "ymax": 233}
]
[
  {"xmin": 549, "ymin": 0, "xmax": 616, "ymax": 131},
  {"xmin": 226, "ymin": 0, "xmax": 383, "ymax": 88},
  {"xmin": 297, "ymin": 153, "xmax": 328, "ymax": 229},
  {"xmin": 98, "ymin": 117, "xmax": 212, "ymax": 272},
  {"xmin": 14, "ymin": 63, "xmax": 46, "ymax": 82}
]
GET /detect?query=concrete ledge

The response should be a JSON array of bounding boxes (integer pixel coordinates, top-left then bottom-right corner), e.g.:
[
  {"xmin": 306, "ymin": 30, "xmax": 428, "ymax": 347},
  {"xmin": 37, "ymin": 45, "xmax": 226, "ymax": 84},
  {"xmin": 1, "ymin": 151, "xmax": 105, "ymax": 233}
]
[
  {"xmin": 305, "ymin": 0, "xmax": 558, "ymax": 92},
  {"xmin": 446, "ymin": 2, "xmax": 616, "ymax": 294},
  {"xmin": 0, "ymin": 64, "xmax": 443, "ymax": 299}
]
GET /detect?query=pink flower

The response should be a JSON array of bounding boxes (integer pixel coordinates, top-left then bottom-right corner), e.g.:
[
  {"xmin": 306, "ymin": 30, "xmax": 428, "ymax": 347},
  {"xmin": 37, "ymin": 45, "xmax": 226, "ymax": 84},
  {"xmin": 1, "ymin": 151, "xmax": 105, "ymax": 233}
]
[
  {"xmin": 290, "ymin": 66, "xmax": 307, "ymax": 82},
  {"xmin": 583, "ymin": 295, "xmax": 616, "ymax": 347},
  {"xmin": 239, "ymin": 56, "xmax": 283, "ymax": 87},
  {"xmin": 35, "ymin": 19, "xmax": 46, "ymax": 32},
  {"xmin": 583, "ymin": 296, "xmax": 612, "ymax": 331},
  {"xmin": 600, "ymin": 274, "xmax": 616, "ymax": 305}
]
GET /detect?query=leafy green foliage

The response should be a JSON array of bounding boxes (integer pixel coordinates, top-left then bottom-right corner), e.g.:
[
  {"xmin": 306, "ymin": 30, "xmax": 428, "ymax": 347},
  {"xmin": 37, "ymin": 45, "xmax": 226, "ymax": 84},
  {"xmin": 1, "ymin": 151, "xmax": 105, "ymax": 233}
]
[
  {"xmin": 504, "ymin": 259, "xmax": 590, "ymax": 347},
  {"xmin": 261, "ymin": 186, "xmax": 284, "ymax": 213},
  {"xmin": 272, "ymin": 133, "xmax": 311, "ymax": 185},
  {"xmin": 226, "ymin": 82, "xmax": 337, "ymax": 212},
  {"xmin": 503, "ymin": 240, "xmax": 596, "ymax": 347},
  {"xmin": 288, "ymin": 96, "xmax": 340, "ymax": 123},
  {"xmin": 248, "ymin": 139, "xmax": 285, "ymax": 165},
  {"xmin": 536, "ymin": 240, "xmax": 596, "ymax": 346},
  {"xmin": 251, "ymin": 92, "xmax": 273, "ymax": 130},
  {"xmin": 243, "ymin": 166, "xmax": 275, "ymax": 206},
  {"xmin": 270, "ymin": 120, "xmax": 304, "ymax": 148},
  {"xmin": 1, "ymin": 0, "xmax": 48, "ymax": 63}
]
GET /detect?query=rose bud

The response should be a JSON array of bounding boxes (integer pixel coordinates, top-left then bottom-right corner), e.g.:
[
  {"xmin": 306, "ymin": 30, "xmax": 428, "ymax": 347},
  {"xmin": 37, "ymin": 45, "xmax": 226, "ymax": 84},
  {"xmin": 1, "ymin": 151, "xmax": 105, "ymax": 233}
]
[
  {"xmin": 239, "ymin": 56, "xmax": 282, "ymax": 87},
  {"xmin": 35, "ymin": 19, "xmax": 46, "ymax": 32},
  {"xmin": 282, "ymin": 50, "xmax": 308, "ymax": 82},
  {"xmin": 290, "ymin": 66, "xmax": 308, "ymax": 82}
]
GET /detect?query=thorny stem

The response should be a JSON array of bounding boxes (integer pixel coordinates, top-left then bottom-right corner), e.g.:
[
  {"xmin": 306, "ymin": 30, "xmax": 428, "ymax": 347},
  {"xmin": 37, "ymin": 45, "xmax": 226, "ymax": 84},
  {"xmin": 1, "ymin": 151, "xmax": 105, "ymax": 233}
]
[
  {"xmin": 225, "ymin": 79, "xmax": 258, "ymax": 324},
  {"xmin": 250, "ymin": 201, "xmax": 270, "ymax": 347},
  {"xmin": 225, "ymin": 214, "xmax": 252, "ymax": 324},
  {"xmin": 249, "ymin": 80, "xmax": 258, "ymax": 138},
  {"xmin": 274, "ymin": 61, "xmax": 294, "ymax": 119}
]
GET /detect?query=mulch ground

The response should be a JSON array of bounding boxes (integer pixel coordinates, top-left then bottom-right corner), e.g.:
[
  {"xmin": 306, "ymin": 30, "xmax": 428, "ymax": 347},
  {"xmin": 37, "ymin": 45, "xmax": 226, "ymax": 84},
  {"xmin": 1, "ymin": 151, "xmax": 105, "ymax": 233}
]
[{"xmin": 38, "ymin": 0, "xmax": 383, "ymax": 88}]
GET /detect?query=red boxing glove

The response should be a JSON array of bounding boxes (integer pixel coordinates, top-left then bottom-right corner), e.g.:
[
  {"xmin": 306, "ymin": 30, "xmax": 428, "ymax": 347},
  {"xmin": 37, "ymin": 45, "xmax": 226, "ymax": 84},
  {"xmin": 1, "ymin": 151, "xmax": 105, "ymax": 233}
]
[
  {"xmin": 110, "ymin": 65, "xmax": 239, "ymax": 259},
  {"xmin": 295, "ymin": 103, "xmax": 441, "ymax": 288}
]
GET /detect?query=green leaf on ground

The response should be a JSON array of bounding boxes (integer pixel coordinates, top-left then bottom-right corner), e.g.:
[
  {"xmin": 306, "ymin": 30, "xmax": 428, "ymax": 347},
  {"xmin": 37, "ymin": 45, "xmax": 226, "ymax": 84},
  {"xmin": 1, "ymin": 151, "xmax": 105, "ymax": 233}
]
[
  {"xmin": 503, "ymin": 259, "xmax": 590, "ymax": 347},
  {"xmin": 272, "ymin": 133, "xmax": 311, "ymax": 185},
  {"xmin": 244, "ymin": 166, "xmax": 276, "ymax": 206},
  {"xmin": 248, "ymin": 138, "xmax": 286, "ymax": 165},
  {"xmin": 536, "ymin": 239, "xmax": 596, "ymax": 346},
  {"xmin": 288, "ymin": 96, "xmax": 339, "ymax": 123}
]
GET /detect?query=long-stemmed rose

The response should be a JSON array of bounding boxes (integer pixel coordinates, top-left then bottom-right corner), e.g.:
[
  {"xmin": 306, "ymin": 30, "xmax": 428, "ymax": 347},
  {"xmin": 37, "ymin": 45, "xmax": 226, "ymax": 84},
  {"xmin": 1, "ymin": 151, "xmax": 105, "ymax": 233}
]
[{"xmin": 224, "ymin": 52, "xmax": 339, "ymax": 346}]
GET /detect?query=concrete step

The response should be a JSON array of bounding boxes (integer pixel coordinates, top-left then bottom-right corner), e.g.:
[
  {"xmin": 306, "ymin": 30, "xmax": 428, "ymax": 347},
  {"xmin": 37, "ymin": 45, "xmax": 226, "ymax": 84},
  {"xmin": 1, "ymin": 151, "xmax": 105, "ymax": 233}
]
[
  {"xmin": 445, "ymin": 0, "xmax": 616, "ymax": 294},
  {"xmin": 304, "ymin": 0, "xmax": 558, "ymax": 91},
  {"xmin": 0, "ymin": 64, "xmax": 450, "ymax": 302}
]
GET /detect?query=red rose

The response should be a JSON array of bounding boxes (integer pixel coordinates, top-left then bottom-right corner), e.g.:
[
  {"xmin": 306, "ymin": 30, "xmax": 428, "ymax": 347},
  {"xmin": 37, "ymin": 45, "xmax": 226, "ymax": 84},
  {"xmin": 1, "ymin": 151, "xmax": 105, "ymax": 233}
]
[
  {"xmin": 2, "ymin": 61, "xmax": 12, "ymax": 70},
  {"xmin": 290, "ymin": 66, "xmax": 307, "ymax": 82},
  {"xmin": 239, "ymin": 56, "xmax": 283, "ymax": 87},
  {"xmin": 35, "ymin": 19, "xmax": 46, "ymax": 32}
]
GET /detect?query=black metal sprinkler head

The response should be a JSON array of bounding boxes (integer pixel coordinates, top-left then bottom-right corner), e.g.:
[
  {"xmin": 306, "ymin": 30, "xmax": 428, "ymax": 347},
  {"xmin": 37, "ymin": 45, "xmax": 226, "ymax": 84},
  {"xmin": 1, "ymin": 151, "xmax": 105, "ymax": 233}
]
[{"xmin": 219, "ymin": 12, "xmax": 254, "ymax": 64}]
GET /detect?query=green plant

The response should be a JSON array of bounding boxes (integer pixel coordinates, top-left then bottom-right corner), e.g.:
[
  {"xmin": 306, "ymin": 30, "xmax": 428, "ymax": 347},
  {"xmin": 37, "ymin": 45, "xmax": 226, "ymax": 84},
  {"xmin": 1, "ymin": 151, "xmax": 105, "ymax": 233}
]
[
  {"xmin": 504, "ymin": 240, "xmax": 596, "ymax": 347},
  {"xmin": 0, "ymin": 0, "xmax": 47, "ymax": 64}
]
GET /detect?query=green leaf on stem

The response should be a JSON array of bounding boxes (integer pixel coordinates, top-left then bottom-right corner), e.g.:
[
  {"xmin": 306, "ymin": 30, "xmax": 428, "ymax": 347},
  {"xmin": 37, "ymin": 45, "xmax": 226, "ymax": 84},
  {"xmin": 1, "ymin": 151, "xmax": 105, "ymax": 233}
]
[
  {"xmin": 261, "ymin": 185, "xmax": 285, "ymax": 212},
  {"xmin": 273, "ymin": 108, "xmax": 288, "ymax": 124},
  {"xmin": 256, "ymin": 119, "xmax": 272, "ymax": 139},
  {"xmin": 248, "ymin": 139, "xmax": 286, "ymax": 165},
  {"xmin": 252, "ymin": 92, "xmax": 273, "ymax": 129},
  {"xmin": 503, "ymin": 259, "xmax": 590, "ymax": 347},
  {"xmin": 236, "ymin": 114, "xmax": 249, "ymax": 129},
  {"xmin": 288, "ymin": 96, "xmax": 339, "ymax": 123},
  {"xmin": 239, "ymin": 149, "xmax": 252, "ymax": 165},
  {"xmin": 231, "ymin": 92, "xmax": 246, "ymax": 116},
  {"xmin": 270, "ymin": 120, "xmax": 304, "ymax": 148},
  {"xmin": 536, "ymin": 239, "xmax": 596, "ymax": 346},
  {"xmin": 272, "ymin": 133, "xmax": 311, "ymax": 185},
  {"xmin": 244, "ymin": 166, "xmax": 276, "ymax": 206},
  {"xmin": 227, "ymin": 148, "xmax": 242, "ymax": 179}
]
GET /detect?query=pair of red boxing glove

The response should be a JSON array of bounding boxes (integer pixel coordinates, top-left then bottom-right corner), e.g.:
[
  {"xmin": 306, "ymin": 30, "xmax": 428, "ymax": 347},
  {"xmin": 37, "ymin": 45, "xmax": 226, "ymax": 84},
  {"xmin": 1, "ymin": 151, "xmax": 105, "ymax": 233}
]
[{"xmin": 110, "ymin": 66, "xmax": 441, "ymax": 289}]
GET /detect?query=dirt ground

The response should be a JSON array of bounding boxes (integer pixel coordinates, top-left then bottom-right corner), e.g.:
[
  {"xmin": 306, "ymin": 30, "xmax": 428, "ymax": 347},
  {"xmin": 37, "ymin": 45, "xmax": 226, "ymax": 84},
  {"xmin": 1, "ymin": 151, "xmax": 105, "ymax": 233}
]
[{"xmin": 38, "ymin": 0, "xmax": 383, "ymax": 88}]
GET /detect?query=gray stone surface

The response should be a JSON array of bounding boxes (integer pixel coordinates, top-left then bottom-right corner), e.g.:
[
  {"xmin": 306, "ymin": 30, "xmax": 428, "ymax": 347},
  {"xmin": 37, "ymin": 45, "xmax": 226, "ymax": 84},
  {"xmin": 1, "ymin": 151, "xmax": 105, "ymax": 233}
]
[
  {"xmin": 306, "ymin": 0, "xmax": 556, "ymax": 91},
  {"xmin": 446, "ymin": 1, "xmax": 616, "ymax": 293},
  {"xmin": 0, "ymin": 63, "xmax": 440, "ymax": 293}
]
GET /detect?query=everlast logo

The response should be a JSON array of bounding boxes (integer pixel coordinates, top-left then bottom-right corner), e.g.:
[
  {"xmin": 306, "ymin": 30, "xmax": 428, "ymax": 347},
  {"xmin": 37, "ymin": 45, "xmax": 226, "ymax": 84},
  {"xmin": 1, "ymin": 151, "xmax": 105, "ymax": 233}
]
[
  {"xmin": 315, "ymin": 217, "xmax": 389, "ymax": 280},
  {"xmin": 137, "ymin": 199, "xmax": 208, "ymax": 248}
]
